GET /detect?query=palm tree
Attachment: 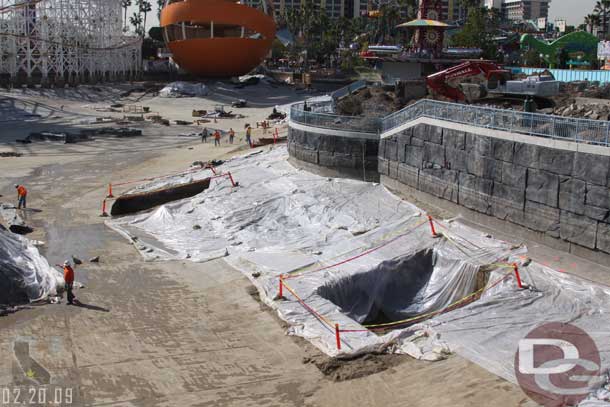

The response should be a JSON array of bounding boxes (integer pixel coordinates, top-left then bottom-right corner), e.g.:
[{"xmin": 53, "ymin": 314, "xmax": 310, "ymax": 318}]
[
  {"xmin": 157, "ymin": 0, "xmax": 165, "ymax": 19},
  {"xmin": 585, "ymin": 13, "xmax": 601, "ymax": 34},
  {"xmin": 138, "ymin": 0, "xmax": 153, "ymax": 36},
  {"xmin": 595, "ymin": 0, "xmax": 610, "ymax": 36},
  {"xmin": 129, "ymin": 12, "xmax": 144, "ymax": 36},
  {"xmin": 121, "ymin": 0, "xmax": 132, "ymax": 31}
]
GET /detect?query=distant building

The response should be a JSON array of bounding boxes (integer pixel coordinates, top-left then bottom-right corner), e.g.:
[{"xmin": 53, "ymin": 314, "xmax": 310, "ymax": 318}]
[
  {"xmin": 441, "ymin": 0, "xmax": 470, "ymax": 22},
  {"xmin": 243, "ymin": 0, "xmax": 361, "ymax": 19},
  {"xmin": 555, "ymin": 19, "xmax": 566, "ymax": 33},
  {"xmin": 502, "ymin": 0, "xmax": 551, "ymax": 23},
  {"xmin": 242, "ymin": 0, "xmax": 477, "ymax": 22},
  {"xmin": 484, "ymin": 0, "xmax": 502, "ymax": 9},
  {"xmin": 537, "ymin": 16, "xmax": 547, "ymax": 31}
]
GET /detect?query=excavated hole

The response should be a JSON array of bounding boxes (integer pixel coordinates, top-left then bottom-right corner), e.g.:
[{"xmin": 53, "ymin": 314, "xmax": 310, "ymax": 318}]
[
  {"xmin": 317, "ymin": 249, "xmax": 486, "ymax": 330},
  {"xmin": 111, "ymin": 178, "xmax": 211, "ymax": 216}
]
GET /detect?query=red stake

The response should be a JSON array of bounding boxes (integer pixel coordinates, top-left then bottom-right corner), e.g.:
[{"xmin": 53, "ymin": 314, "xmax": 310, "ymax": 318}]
[
  {"xmin": 428, "ymin": 215, "xmax": 438, "ymax": 237},
  {"xmin": 228, "ymin": 172, "xmax": 236, "ymax": 187},
  {"xmin": 107, "ymin": 183, "xmax": 114, "ymax": 198},
  {"xmin": 335, "ymin": 324, "xmax": 341, "ymax": 350},
  {"xmin": 101, "ymin": 199, "xmax": 109, "ymax": 217},
  {"xmin": 278, "ymin": 274, "xmax": 284, "ymax": 299},
  {"xmin": 513, "ymin": 263, "xmax": 524, "ymax": 289}
]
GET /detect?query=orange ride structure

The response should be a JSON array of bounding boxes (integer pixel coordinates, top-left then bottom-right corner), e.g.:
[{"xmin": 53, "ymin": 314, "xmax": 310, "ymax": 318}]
[{"xmin": 160, "ymin": 0, "xmax": 276, "ymax": 77}]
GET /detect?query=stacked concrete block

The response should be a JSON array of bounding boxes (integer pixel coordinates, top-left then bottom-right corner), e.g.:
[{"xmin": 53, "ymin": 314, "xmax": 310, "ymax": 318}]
[
  {"xmin": 288, "ymin": 127, "xmax": 379, "ymax": 178},
  {"xmin": 380, "ymin": 123, "xmax": 610, "ymax": 255}
]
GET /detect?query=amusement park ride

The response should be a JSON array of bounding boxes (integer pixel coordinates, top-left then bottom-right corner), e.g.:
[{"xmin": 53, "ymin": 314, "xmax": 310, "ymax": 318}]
[{"xmin": 160, "ymin": 0, "xmax": 276, "ymax": 77}]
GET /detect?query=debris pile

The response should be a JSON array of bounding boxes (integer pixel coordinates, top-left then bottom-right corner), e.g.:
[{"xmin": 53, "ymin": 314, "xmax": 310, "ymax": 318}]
[
  {"xmin": 335, "ymin": 82, "xmax": 427, "ymax": 118},
  {"xmin": 19, "ymin": 127, "xmax": 142, "ymax": 144},
  {"xmin": 550, "ymin": 81, "xmax": 610, "ymax": 119},
  {"xmin": 336, "ymin": 86, "xmax": 403, "ymax": 117},
  {"xmin": 552, "ymin": 102, "xmax": 610, "ymax": 120}
]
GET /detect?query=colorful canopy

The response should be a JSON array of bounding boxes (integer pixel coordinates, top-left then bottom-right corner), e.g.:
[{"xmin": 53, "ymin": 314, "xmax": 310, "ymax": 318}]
[{"xmin": 396, "ymin": 19, "xmax": 449, "ymax": 28}]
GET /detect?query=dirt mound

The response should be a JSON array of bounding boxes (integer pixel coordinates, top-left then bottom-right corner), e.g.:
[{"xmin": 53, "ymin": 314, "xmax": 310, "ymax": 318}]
[
  {"xmin": 304, "ymin": 352, "xmax": 408, "ymax": 382},
  {"xmin": 336, "ymin": 86, "xmax": 403, "ymax": 118}
]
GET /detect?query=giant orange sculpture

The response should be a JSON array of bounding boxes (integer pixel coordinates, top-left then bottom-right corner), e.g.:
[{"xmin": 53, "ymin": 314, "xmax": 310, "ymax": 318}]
[{"xmin": 160, "ymin": 0, "xmax": 276, "ymax": 77}]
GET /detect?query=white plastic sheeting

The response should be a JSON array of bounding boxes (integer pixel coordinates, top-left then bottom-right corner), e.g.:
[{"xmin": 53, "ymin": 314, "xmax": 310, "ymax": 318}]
[
  {"xmin": 407, "ymin": 261, "xmax": 610, "ymax": 397},
  {"xmin": 108, "ymin": 148, "xmax": 422, "ymax": 264},
  {"xmin": 158, "ymin": 82, "xmax": 209, "ymax": 98},
  {"xmin": 107, "ymin": 147, "xmax": 610, "ymax": 404},
  {"xmin": 123, "ymin": 166, "xmax": 216, "ymax": 196},
  {"xmin": 0, "ymin": 226, "xmax": 64, "ymax": 304},
  {"xmin": 108, "ymin": 147, "xmax": 520, "ymax": 353}
]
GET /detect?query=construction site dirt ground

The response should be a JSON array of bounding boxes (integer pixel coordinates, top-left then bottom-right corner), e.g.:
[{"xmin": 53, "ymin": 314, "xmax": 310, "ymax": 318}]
[{"xmin": 1, "ymin": 86, "xmax": 609, "ymax": 407}]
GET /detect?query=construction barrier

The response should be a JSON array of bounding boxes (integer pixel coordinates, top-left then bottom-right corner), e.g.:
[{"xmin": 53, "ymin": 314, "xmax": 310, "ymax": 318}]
[
  {"xmin": 275, "ymin": 216, "xmax": 531, "ymax": 350},
  {"xmin": 428, "ymin": 215, "xmax": 438, "ymax": 237},
  {"xmin": 513, "ymin": 263, "xmax": 524, "ymax": 289},
  {"xmin": 101, "ymin": 199, "xmax": 109, "ymax": 217}
]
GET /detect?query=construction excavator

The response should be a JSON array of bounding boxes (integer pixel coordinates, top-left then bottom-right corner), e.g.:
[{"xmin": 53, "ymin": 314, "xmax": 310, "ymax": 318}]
[{"xmin": 426, "ymin": 60, "xmax": 560, "ymax": 105}]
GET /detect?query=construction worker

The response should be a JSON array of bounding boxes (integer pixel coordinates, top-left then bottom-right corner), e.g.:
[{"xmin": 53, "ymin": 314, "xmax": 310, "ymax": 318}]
[
  {"xmin": 246, "ymin": 125, "xmax": 252, "ymax": 148},
  {"xmin": 15, "ymin": 184, "xmax": 27, "ymax": 209},
  {"xmin": 63, "ymin": 261, "xmax": 76, "ymax": 305},
  {"xmin": 214, "ymin": 129, "xmax": 221, "ymax": 147},
  {"xmin": 201, "ymin": 127, "xmax": 208, "ymax": 143},
  {"xmin": 229, "ymin": 128, "xmax": 235, "ymax": 144}
]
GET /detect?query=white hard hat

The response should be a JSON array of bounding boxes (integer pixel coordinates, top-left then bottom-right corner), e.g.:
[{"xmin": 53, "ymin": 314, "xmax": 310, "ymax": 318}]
[
  {"xmin": 14, "ymin": 184, "xmax": 19, "ymax": 188},
  {"xmin": 63, "ymin": 260, "xmax": 70, "ymax": 266}
]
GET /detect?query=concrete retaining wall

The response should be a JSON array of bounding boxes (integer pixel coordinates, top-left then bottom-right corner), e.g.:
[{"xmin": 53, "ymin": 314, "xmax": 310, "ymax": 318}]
[
  {"xmin": 288, "ymin": 127, "xmax": 380, "ymax": 182},
  {"xmin": 379, "ymin": 123, "xmax": 610, "ymax": 258}
]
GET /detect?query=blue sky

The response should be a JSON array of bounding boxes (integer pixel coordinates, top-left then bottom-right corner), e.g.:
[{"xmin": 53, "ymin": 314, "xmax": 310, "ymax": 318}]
[{"xmin": 130, "ymin": 0, "xmax": 597, "ymax": 31}]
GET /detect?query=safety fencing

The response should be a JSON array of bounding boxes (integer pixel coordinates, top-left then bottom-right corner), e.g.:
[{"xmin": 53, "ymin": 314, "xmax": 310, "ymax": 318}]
[
  {"xmin": 275, "ymin": 216, "xmax": 527, "ymax": 350},
  {"xmin": 290, "ymin": 97, "xmax": 610, "ymax": 147},
  {"xmin": 290, "ymin": 101, "xmax": 382, "ymax": 134}
]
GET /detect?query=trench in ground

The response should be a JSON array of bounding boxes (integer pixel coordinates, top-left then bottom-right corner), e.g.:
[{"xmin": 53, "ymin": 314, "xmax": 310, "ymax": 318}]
[{"xmin": 317, "ymin": 249, "xmax": 486, "ymax": 329}]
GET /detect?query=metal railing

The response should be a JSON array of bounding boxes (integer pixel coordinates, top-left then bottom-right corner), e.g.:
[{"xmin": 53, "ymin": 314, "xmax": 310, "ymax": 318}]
[
  {"xmin": 383, "ymin": 100, "xmax": 610, "ymax": 146},
  {"xmin": 290, "ymin": 101, "xmax": 382, "ymax": 134},
  {"xmin": 290, "ymin": 98, "xmax": 610, "ymax": 147},
  {"xmin": 331, "ymin": 80, "xmax": 368, "ymax": 100}
]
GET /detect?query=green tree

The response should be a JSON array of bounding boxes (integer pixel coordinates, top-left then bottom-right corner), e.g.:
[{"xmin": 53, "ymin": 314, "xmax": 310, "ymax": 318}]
[
  {"xmin": 595, "ymin": 0, "xmax": 610, "ymax": 36},
  {"xmin": 451, "ymin": 7, "xmax": 499, "ymax": 59},
  {"xmin": 585, "ymin": 13, "xmax": 601, "ymax": 33}
]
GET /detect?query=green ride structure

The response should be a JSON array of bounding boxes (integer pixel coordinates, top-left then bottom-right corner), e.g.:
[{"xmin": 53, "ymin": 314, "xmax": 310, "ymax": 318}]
[{"xmin": 520, "ymin": 31, "xmax": 600, "ymax": 69}]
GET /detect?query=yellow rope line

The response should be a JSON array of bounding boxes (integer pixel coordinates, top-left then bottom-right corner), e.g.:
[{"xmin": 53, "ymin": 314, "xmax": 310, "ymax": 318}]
[
  {"xmin": 281, "ymin": 279, "xmax": 336, "ymax": 328},
  {"xmin": 363, "ymin": 264, "xmax": 515, "ymax": 329}
]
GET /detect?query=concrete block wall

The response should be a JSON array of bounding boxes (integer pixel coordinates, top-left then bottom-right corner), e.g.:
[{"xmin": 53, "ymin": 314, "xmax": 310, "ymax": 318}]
[
  {"xmin": 379, "ymin": 123, "xmax": 610, "ymax": 256},
  {"xmin": 288, "ymin": 127, "xmax": 379, "ymax": 181}
]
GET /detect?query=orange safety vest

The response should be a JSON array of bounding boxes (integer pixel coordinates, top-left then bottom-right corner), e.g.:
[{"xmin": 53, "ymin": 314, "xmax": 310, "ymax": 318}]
[
  {"xmin": 17, "ymin": 186, "xmax": 27, "ymax": 197},
  {"xmin": 63, "ymin": 265, "xmax": 75, "ymax": 284},
  {"xmin": 214, "ymin": 131, "xmax": 221, "ymax": 140}
]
